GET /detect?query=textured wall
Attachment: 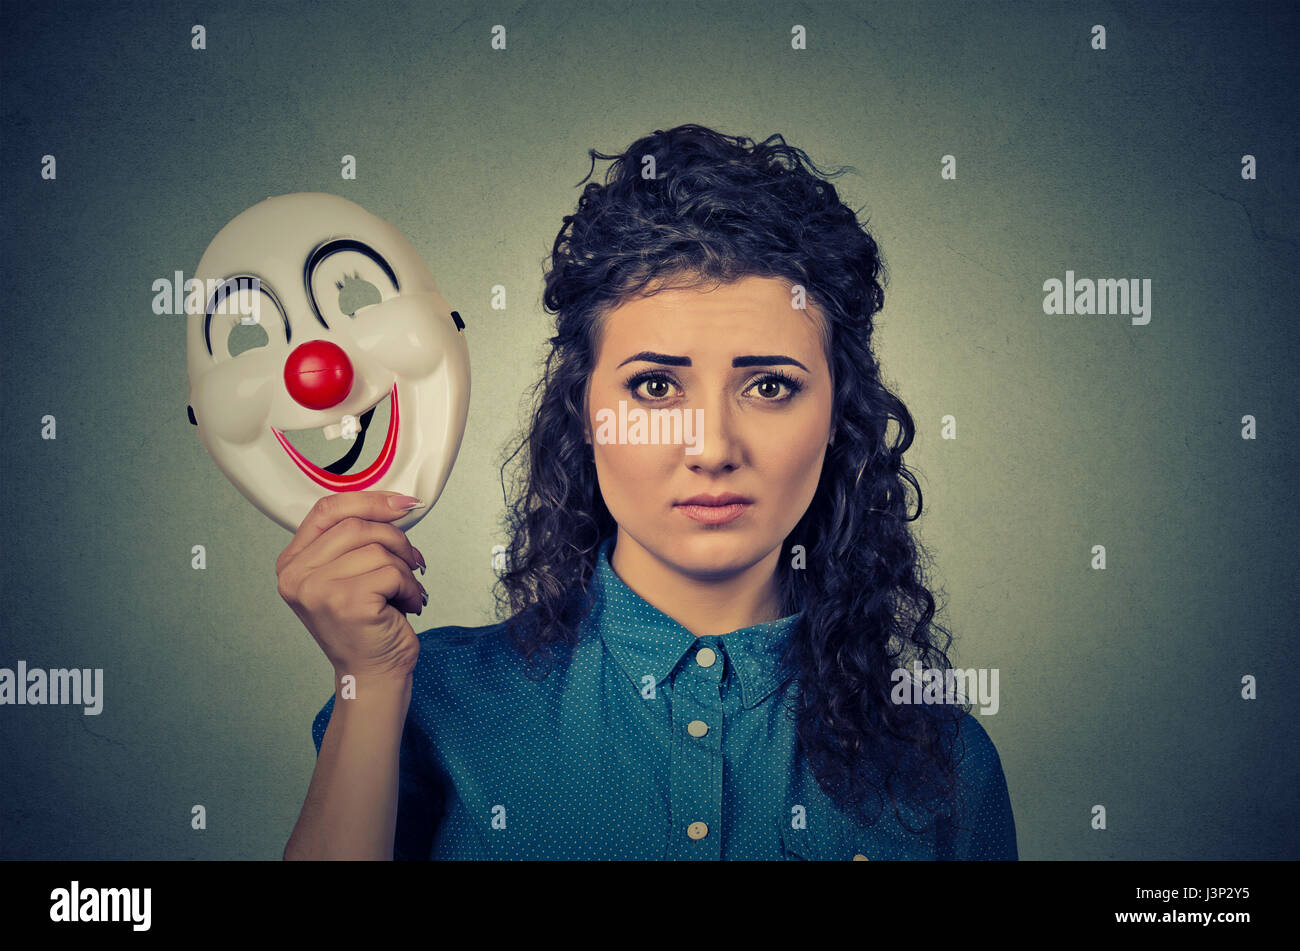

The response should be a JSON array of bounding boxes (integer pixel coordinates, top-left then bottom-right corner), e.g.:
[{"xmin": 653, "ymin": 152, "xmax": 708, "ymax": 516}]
[{"xmin": 1, "ymin": 0, "xmax": 1296, "ymax": 860}]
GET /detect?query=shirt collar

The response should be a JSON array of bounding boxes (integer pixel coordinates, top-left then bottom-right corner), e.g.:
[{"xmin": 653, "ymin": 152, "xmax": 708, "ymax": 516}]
[{"xmin": 584, "ymin": 535, "xmax": 802, "ymax": 709}]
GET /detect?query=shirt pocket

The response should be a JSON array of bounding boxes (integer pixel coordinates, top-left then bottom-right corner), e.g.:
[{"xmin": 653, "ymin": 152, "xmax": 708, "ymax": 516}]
[
  {"xmin": 779, "ymin": 803, "xmax": 936, "ymax": 861},
  {"xmin": 778, "ymin": 807, "xmax": 870, "ymax": 861}
]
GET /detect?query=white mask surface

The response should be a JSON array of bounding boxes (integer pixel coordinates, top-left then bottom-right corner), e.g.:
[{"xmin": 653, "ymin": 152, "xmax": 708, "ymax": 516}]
[{"xmin": 186, "ymin": 192, "xmax": 470, "ymax": 533}]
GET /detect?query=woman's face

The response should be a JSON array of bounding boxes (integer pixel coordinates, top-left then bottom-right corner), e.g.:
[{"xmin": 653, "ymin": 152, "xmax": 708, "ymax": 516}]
[{"xmin": 584, "ymin": 274, "xmax": 835, "ymax": 580}]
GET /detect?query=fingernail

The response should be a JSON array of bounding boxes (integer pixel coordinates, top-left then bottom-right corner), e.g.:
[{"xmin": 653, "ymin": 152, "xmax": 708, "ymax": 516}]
[
  {"xmin": 388, "ymin": 495, "xmax": 423, "ymax": 511},
  {"xmin": 419, "ymin": 584, "xmax": 428, "ymax": 606},
  {"xmin": 413, "ymin": 547, "xmax": 427, "ymax": 574}
]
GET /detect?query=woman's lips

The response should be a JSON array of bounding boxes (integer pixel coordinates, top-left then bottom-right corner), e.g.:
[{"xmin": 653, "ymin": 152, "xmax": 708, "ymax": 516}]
[{"xmin": 676, "ymin": 502, "xmax": 751, "ymax": 525}]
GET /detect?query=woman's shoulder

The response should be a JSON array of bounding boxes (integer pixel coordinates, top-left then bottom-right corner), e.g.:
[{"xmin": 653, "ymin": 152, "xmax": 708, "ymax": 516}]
[
  {"xmin": 947, "ymin": 710, "xmax": 1011, "ymax": 792},
  {"xmin": 938, "ymin": 709, "xmax": 1018, "ymax": 857},
  {"xmin": 947, "ymin": 708, "xmax": 1005, "ymax": 763},
  {"xmin": 412, "ymin": 618, "xmax": 509, "ymax": 650},
  {"xmin": 885, "ymin": 705, "xmax": 1012, "ymax": 804},
  {"xmin": 409, "ymin": 616, "xmax": 515, "ymax": 670},
  {"xmin": 408, "ymin": 602, "xmax": 559, "ymax": 678},
  {"xmin": 894, "ymin": 704, "xmax": 1011, "ymax": 803}
]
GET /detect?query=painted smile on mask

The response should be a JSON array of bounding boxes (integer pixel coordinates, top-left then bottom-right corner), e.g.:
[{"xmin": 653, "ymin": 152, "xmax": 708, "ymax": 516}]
[{"xmin": 270, "ymin": 383, "xmax": 401, "ymax": 491}]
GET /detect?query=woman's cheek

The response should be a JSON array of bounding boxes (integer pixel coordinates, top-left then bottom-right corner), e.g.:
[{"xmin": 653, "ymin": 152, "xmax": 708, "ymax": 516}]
[
  {"xmin": 778, "ymin": 420, "xmax": 830, "ymax": 501},
  {"xmin": 593, "ymin": 442, "xmax": 640, "ymax": 512}
]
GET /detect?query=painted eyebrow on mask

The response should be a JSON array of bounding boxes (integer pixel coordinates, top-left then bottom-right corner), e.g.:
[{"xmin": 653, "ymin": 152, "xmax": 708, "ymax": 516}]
[
  {"xmin": 204, "ymin": 275, "xmax": 290, "ymax": 355},
  {"xmin": 616, "ymin": 351, "xmax": 810, "ymax": 372}
]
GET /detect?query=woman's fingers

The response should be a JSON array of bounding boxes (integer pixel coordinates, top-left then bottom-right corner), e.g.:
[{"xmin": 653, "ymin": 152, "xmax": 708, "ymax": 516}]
[
  {"xmin": 289, "ymin": 514, "xmax": 423, "ymax": 581},
  {"xmin": 276, "ymin": 491, "xmax": 421, "ymax": 577}
]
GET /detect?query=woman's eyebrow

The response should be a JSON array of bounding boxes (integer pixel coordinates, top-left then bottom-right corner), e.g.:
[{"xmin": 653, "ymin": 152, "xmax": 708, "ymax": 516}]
[
  {"xmin": 616, "ymin": 351, "xmax": 810, "ymax": 372},
  {"xmin": 732, "ymin": 354, "xmax": 810, "ymax": 371}
]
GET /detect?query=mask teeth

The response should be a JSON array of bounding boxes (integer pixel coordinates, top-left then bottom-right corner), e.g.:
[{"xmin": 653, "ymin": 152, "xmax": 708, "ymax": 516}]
[{"xmin": 322, "ymin": 414, "xmax": 363, "ymax": 441}]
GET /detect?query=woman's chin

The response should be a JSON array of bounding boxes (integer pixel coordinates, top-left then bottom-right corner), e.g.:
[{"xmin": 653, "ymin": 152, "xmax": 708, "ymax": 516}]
[{"xmin": 666, "ymin": 532, "xmax": 776, "ymax": 575}]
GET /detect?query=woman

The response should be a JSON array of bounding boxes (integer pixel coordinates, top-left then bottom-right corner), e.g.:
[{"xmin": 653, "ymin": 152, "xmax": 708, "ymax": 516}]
[{"xmin": 280, "ymin": 124, "xmax": 1017, "ymax": 860}]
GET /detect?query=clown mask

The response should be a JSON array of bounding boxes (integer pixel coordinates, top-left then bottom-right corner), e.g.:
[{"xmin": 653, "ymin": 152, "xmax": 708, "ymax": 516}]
[{"xmin": 186, "ymin": 192, "xmax": 470, "ymax": 533}]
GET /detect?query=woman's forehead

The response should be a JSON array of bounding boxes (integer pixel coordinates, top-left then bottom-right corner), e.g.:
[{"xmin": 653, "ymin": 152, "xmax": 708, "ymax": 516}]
[{"xmin": 595, "ymin": 276, "xmax": 828, "ymax": 362}]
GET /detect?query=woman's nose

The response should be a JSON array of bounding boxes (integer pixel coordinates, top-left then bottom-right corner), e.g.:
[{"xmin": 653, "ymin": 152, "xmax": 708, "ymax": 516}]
[
  {"xmin": 687, "ymin": 397, "xmax": 741, "ymax": 471},
  {"xmin": 283, "ymin": 339, "xmax": 354, "ymax": 410}
]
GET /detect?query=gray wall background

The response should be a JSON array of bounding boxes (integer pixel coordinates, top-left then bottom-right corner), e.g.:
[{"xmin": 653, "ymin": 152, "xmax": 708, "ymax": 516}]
[{"xmin": 1, "ymin": 0, "xmax": 1296, "ymax": 860}]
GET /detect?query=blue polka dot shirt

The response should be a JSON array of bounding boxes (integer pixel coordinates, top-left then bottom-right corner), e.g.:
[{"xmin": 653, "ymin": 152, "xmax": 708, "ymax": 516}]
[{"xmin": 312, "ymin": 534, "xmax": 1018, "ymax": 860}]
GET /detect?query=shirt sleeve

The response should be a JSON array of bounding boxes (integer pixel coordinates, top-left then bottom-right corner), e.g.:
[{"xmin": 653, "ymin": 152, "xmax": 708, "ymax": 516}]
[
  {"xmin": 935, "ymin": 711, "xmax": 1019, "ymax": 860},
  {"xmin": 311, "ymin": 691, "xmax": 447, "ymax": 861}
]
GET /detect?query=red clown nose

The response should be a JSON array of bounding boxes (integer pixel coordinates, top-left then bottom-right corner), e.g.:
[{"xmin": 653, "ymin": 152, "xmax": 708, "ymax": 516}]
[{"xmin": 284, "ymin": 339, "xmax": 354, "ymax": 410}]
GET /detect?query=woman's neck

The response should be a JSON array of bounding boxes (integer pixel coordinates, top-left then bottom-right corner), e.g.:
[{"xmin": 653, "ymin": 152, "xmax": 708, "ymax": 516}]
[{"xmin": 607, "ymin": 529, "xmax": 786, "ymax": 637}]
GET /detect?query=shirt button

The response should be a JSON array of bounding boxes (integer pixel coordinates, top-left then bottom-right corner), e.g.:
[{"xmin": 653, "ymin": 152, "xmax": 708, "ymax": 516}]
[
  {"xmin": 696, "ymin": 647, "xmax": 717, "ymax": 668},
  {"xmin": 852, "ymin": 854, "xmax": 869, "ymax": 861},
  {"xmin": 687, "ymin": 719, "xmax": 709, "ymax": 737},
  {"xmin": 687, "ymin": 821, "xmax": 709, "ymax": 840}
]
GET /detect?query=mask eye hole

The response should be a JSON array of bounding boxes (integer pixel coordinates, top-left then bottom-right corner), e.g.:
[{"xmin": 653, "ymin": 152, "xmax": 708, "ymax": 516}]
[
  {"xmin": 306, "ymin": 240, "xmax": 399, "ymax": 327},
  {"xmin": 203, "ymin": 275, "xmax": 288, "ymax": 358},
  {"xmin": 336, "ymin": 272, "xmax": 382, "ymax": 316},
  {"xmin": 227, "ymin": 319, "xmax": 269, "ymax": 357}
]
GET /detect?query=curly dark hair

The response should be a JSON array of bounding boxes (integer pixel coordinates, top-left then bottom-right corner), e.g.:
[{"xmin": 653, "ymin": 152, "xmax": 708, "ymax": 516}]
[{"xmin": 493, "ymin": 123, "xmax": 966, "ymax": 834}]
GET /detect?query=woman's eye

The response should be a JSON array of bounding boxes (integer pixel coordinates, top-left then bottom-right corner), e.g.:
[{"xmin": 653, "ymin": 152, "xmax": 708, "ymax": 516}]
[
  {"xmin": 628, "ymin": 374, "xmax": 677, "ymax": 399},
  {"xmin": 748, "ymin": 375, "xmax": 802, "ymax": 400}
]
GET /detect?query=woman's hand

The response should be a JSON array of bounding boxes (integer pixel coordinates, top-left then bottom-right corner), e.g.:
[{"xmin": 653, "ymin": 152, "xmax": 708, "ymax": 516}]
[{"xmin": 275, "ymin": 491, "xmax": 428, "ymax": 682}]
